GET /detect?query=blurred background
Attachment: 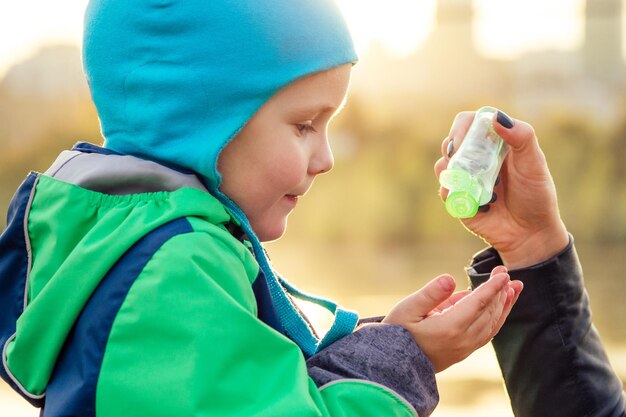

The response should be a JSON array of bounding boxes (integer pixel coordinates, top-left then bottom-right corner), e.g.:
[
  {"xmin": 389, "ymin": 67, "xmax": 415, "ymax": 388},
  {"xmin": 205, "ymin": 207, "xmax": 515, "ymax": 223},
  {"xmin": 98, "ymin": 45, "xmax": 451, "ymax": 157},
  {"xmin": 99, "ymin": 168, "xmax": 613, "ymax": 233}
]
[{"xmin": 1, "ymin": 0, "xmax": 625, "ymax": 415}]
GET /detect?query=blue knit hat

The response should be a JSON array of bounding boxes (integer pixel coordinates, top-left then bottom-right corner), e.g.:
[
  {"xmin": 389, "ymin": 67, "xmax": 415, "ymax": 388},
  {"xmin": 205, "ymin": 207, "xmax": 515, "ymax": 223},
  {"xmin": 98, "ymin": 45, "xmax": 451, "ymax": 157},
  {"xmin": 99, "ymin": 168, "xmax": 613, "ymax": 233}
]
[
  {"xmin": 83, "ymin": 0, "xmax": 357, "ymax": 189},
  {"xmin": 83, "ymin": 0, "xmax": 359, "ymax": 357}
]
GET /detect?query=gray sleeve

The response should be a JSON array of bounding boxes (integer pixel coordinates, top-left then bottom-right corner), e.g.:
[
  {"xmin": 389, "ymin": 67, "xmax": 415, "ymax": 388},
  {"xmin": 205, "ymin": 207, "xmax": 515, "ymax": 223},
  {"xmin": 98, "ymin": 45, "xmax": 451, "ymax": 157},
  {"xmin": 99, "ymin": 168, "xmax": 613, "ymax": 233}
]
[{"xmin": 306, "ymin": 323, "xmax": 439, "ymax": 417}]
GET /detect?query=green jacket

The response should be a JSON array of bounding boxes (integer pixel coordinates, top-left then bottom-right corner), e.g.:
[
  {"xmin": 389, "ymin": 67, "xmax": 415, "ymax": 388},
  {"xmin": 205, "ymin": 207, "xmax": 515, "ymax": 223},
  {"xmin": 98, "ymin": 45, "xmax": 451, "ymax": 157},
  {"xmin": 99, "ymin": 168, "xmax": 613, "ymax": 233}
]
[{"xmin": 0, "ymin": 143, "xmax": 438, "ymax": 416}]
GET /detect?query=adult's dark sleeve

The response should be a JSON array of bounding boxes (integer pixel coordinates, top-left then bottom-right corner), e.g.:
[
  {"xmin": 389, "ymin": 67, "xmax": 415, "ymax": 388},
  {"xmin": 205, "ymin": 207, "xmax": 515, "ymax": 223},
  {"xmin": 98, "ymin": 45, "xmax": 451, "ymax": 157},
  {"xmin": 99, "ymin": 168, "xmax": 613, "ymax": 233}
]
[{"xmin": 467, "ymin": 236, "xmax": 626, "ymax": 417}]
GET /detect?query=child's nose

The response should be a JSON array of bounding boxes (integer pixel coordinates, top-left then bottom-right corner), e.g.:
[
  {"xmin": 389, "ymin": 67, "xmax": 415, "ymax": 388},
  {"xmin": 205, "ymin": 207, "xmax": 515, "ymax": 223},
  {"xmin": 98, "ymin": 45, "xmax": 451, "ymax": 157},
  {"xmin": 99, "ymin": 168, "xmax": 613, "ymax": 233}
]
[{"xmin": 309, "ymin": 137, "xmax": 334, "ymax": 175}]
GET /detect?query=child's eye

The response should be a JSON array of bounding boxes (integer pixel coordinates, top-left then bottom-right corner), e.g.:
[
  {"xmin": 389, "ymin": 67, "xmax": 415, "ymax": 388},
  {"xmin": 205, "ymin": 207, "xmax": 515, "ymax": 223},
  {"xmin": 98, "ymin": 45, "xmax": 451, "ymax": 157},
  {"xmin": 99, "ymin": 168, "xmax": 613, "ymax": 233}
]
[{"xmin": 296, "ymin": 123, "xmax": 317, "ymax": 135}]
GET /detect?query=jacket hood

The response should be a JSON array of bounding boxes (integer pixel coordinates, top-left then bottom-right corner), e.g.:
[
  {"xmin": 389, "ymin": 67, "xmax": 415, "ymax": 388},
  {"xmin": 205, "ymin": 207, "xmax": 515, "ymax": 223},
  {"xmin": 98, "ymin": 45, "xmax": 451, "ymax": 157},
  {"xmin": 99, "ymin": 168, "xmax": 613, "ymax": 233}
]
[
  {"xmin": 0, "ymin": 144, "xmax": 233, "ymax": 405},
  {"xmin": 83, "ymin": 0, "xmax": 358, "ymax": 190}
]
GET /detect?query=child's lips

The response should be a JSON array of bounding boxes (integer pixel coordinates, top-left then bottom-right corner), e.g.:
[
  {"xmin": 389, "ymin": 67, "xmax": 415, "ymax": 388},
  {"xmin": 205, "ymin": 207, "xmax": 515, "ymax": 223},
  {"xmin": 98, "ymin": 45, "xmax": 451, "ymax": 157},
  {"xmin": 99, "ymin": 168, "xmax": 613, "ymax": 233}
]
[{"xmin": 284, "ymin": 194, "xmax": 299, "ymax": 204}]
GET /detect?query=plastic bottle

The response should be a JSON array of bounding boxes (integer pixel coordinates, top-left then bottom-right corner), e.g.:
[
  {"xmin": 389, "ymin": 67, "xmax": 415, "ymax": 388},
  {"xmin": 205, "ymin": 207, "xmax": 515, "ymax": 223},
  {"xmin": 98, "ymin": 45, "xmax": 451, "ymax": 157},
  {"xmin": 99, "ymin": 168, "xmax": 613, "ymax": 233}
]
[{"xmin": 439, "ymin": 106, "xmax": 510, "ymax": 219}]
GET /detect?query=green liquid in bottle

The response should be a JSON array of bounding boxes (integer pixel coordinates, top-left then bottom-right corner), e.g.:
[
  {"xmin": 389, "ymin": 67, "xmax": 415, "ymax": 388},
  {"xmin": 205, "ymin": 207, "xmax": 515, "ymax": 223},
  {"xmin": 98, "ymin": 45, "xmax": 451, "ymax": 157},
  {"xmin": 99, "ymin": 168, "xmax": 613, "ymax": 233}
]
[{"xmin": 439, "ymin": 106, "xmax": 510, "ymax": 218}]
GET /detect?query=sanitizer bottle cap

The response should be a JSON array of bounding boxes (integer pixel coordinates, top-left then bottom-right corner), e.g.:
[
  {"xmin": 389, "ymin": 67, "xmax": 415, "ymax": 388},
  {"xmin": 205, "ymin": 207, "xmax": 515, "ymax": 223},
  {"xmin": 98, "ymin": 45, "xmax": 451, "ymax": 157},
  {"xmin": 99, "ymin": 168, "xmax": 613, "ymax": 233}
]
[{"xmin": 440, "ymin": 168, "xmax": 483, "ymax": 218}]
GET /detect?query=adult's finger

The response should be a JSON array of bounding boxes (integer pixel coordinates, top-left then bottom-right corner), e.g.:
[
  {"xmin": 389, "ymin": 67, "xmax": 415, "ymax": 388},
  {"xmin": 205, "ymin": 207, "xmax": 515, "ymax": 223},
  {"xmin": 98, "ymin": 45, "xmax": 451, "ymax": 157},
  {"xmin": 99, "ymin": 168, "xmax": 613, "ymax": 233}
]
[
  {"xmin": 434, "ymin": 156, "xmax": 447, "ymax": 178},
  {"xmin": 492, "ymin": 116, "xmax": 537, "ymax": 152},
  {"xmin": 434, "ymin": 157, "xmax": 449, "ymax": 201},
  {"xmin": 492, "ymin": 115, "xmax": 552, "ymax": 195},
  {"xmin": 445, "ymin": 111, "xmax": 475, "ymax": 156},
  {"xmin": 441, "ymin": 136, "xmax": 454, "ymax": 161}
]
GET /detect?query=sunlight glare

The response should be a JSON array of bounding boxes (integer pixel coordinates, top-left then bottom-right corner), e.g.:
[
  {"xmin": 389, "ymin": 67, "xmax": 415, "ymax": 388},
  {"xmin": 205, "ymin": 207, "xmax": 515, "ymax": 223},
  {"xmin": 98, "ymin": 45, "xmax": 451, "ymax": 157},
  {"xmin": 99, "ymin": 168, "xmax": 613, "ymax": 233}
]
[
  {"xmin": 336, "ymin": 0, "xmax": 437, "ymax": 58},
  {"xmin": 474, "ymin": 0, "xmax": 585, "ymax": 59},
  {"xmin": 0, "ymin": 1, "xmax": 86, "ymax": 77}
]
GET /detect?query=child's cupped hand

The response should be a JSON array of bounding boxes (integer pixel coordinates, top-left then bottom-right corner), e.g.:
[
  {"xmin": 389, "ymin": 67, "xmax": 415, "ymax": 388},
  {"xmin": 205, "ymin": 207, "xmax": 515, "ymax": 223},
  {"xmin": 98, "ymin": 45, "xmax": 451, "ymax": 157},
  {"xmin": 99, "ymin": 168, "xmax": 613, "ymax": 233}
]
[{"xmin": 382, "ymin": 267, "xmax": 522, "ymax": 373}]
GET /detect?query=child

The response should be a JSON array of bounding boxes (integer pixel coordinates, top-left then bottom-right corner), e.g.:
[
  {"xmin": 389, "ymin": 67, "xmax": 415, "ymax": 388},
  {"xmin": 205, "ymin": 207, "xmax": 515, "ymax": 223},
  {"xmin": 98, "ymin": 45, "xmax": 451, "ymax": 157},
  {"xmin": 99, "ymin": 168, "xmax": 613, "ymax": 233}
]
[{"xmin": 0, "ymin": 1, "xmax": 520, "ymax": 416}]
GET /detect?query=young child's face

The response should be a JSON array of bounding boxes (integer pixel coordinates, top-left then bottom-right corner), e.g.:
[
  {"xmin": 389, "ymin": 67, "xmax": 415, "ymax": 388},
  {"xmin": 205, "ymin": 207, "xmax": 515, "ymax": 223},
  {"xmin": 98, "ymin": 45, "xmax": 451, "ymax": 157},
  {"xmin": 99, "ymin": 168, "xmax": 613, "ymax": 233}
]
[{"xmin": 218, "ymin": 64, "xmax": 351, "ymax": 242}]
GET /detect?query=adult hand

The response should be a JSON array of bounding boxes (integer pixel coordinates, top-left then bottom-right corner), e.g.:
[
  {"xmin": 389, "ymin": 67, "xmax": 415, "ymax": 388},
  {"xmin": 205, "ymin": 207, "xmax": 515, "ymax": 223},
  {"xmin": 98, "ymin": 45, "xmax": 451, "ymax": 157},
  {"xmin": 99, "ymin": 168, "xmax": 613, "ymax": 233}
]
[
  {"xmin": 434, "ymin": 110, "xmax": 569, "ymax": 269},
  {"xmin": 382, "ymin": 267, "xmax": 522, "ymax": 372}
]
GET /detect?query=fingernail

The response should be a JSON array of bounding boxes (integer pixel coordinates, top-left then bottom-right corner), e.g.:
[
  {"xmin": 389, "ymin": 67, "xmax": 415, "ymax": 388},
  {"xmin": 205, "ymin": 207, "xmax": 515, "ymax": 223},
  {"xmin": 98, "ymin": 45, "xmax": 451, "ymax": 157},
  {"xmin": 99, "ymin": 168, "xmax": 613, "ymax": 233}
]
[
  {"xmin": 499, "ymin": 274, "xmax": 511, "ymax": 288},
  {"xmin": 489, "ymin": 193, "xmax": 497, "ymax": 204},
  {"xmin": 493, "ymin": 265, "xmax": 508, "ymax": 274},
  {"xmin": 494, "ymin": 273, "xmax": 509, "ymax": 288},
  {"xmin": 496, "ymin": 111, "xmax": 515, "ymax": 129},
  {"xmin": 477, "ymin": 204, "xmax": 490, "ymax": 213},
  {"xmin": 439, "ymin": 275, "xmax": 455, "ymax": 292},
  {"xmin": 446, "ymin": 139, "xmax": 455, "ymax": 158}
]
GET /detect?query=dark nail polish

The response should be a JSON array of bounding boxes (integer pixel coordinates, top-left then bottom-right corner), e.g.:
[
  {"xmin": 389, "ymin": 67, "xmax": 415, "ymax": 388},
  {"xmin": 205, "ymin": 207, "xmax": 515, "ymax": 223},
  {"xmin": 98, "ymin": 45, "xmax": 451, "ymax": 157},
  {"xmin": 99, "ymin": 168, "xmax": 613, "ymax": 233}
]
[
  {"xmin": 494, "ymin": 175, "xmax": 501, "ymax": 186},
  {"xmin": 478, "ymin": 205, "xmax": 490, "ymax": 213},
  {"xmin": 497, "ymin": 111, "xmax": 514, "ymax": 129},
  {"xmin": 489, "ymin": 193, "xmax": 497, "ymax": 204},
  {"xmin": 446, "ymin": 139, "xmax": 455, "ymax": 158}
]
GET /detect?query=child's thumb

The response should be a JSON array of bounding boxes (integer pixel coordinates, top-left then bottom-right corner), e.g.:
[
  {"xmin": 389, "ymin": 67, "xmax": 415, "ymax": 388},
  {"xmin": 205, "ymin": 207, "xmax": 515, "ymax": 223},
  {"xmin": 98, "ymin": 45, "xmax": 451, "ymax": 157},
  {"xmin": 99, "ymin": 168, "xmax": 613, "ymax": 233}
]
[
  {"xmin": 413, "ymin": 275, "xmax": 456, "ymax": 315},
  {"xmin": 385, "ymin": 275, "xmax": 456, "ymax": 323}
]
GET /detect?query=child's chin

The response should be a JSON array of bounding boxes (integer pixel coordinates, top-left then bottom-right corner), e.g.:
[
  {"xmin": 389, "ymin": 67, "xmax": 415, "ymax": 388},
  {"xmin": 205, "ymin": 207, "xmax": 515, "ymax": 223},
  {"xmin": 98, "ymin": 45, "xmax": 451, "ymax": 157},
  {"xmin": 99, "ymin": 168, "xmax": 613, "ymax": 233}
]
[{"xmin": 256, "ymin": 221, "xmax": 288, "ymax": 242}]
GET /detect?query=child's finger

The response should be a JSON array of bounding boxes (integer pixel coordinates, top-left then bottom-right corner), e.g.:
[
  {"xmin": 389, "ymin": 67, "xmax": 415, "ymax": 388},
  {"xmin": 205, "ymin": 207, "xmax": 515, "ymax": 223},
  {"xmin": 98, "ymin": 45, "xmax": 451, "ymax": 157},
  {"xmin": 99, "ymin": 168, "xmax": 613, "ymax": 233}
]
[
  {"xmin": 434, "ymin": 289, "xmax": 471, "ymax": 313},
  {"xmin": 383, "ymin": 274, "xmax": 457, "ymax": 324},
  {"xmin": 448, "ymin": 272, "xmax": 509, "ymax": 329},
  {"xmin": 510, "ymin": 280, "xmax": 523, "ymax": 305},
  {"xmin": 491, "ymin": 265, "xmax": 508, "ymax": 275},
  {"xmin": 488, "ymin": 286, "xmax": 516, "ymax": 339},
  {"xmin": 466, "ymin": 284, "xmax": 508, "ymax": 342},
  {"xmin": 468, "ymin": 281, "xmax": 524, "ymax": 341},
  {"xmin": 480, "ymin": 279, "xmax": 524, "ymax": 341},
  {"xmin": 405, "ymin": 274, "xmax": 457, "ymax": 317}
]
